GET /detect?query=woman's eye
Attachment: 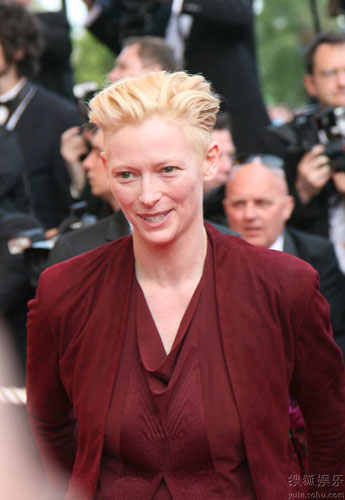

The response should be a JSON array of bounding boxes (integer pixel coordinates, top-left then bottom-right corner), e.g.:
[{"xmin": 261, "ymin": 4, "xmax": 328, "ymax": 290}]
[
  {"xmin": 118, "ymin": 172, "xmax": 131, "ymax": 179},
  {"xmin": 162, "ymin": 166, "xmax": 175, "ymax": 174}
]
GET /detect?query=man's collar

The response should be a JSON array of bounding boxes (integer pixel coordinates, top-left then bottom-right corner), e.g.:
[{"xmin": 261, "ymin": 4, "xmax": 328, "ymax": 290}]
[{"xmin": 269, "ymin": 233, "xmax": 284, "ymax": 252}]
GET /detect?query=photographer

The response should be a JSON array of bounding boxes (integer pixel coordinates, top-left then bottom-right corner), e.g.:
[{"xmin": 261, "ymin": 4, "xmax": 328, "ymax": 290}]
[{"xmin": 259, "ymin": 32, "xmax": 345, "ymax": 272}]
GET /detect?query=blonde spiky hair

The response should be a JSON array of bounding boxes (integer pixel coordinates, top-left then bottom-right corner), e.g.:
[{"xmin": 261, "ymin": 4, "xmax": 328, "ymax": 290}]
[{"xmin": 89, "ymin": 71, "xmax": 220, "ymax": 154}]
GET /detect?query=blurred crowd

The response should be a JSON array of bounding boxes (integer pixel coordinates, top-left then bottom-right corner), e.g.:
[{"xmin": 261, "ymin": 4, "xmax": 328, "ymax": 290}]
[{"xmin": 0, "ymin": 0, "xmax": 345, "ymax": 497}]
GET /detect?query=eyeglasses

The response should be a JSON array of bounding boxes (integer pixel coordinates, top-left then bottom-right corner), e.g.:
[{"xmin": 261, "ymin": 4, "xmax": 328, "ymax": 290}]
[
  {"xmin": 319, "ymin": 68, "xmax": 345, "ymax": 79},
  {"xmin": 233, "ymin": 153, "xmax": 285, "ymax": 169}
]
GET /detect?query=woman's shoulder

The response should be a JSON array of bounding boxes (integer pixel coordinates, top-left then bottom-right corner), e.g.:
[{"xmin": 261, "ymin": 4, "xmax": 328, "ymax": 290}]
[
  {"xmin": 206, "ymin": 223, "xmax": 318, "ymax": 291},
  {"xmin": 27, "ymin": 235, "xmax": 135, "ymax": 354},
  {"xmin": 40, "ymin": 234, "xmax": 133, "ymax": 297}
]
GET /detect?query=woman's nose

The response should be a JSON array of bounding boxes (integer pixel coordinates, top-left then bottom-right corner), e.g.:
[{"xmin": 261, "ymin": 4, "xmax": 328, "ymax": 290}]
[{"xmin": 138, "ymin": 176, "xmax": 161, "ymax": 207}]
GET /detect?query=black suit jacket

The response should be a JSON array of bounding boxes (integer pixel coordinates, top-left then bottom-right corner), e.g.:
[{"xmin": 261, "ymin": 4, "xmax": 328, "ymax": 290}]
[
  {"xmin": 13, "ymin": 84, "xmax": 80, "ymax": 229},
  {"xmin": 283, "ymin": 227, "xmax": 345, "ymax": 354},
  {"xmin": 0, "ymin": 127, "xmax": 28, "ymax": 213},
  {"xmin": 47, "ymin": 212, "xmax": 130, "ymax": 266}
]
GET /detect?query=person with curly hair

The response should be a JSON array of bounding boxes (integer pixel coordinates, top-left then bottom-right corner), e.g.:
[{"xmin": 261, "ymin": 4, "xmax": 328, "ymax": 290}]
[{"xmin": 0, "ymin": 1, "xmax": 79, "ymax": 229}]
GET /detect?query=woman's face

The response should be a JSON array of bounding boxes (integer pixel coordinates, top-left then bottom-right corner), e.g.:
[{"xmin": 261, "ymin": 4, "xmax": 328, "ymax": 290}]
[{"xmin": 103, "ymin": 117, "xmax": 218, "ymax": 248}]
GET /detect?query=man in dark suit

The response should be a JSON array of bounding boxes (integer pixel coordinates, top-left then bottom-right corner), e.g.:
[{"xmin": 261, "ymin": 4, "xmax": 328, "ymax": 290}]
[
  {"xmin": 223, "ymin": 158, "xmax": 345, "ymax": 355},
  {"xmin": 0, "ymin": 3, "xmax": 80, "ymax": 229},
  {"xmin": 82, "ymin": 0, "xmax": 270, "ymax": 153}
]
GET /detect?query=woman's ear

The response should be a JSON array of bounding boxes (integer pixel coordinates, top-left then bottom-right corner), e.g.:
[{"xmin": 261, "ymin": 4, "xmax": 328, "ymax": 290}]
[
  {"xmin": 101, "ymin": 152, "xmax": 110, "ymax": 179},
  {"xmin": 203, "ymin": 141, "xmax": 220, "ymax": 181}
]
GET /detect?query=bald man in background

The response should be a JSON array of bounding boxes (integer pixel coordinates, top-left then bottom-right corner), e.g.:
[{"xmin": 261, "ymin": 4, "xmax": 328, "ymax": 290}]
[{"xmin": 223, "ymin": 159, "xmax": 345, "ymax": 356}]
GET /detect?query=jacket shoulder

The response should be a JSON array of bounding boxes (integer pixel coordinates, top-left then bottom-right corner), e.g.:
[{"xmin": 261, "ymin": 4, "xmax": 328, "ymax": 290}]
[
  {"xmin": 41, "ymin": 234, "xmax": 132, "ymax": 295},
  {"xmin": 206, "ymin": 223, "xmax": 318, "ymax": 291},
  {"xmin": 48, "ymin": 217, "xmax": 112, "ymax": 264},
  {"xmin": 31, "ymin": 85, "xmax": 79, "ymax": 116},
  {"xmin": 287, "ymin": 226, "xmax": 336, "ymax": 257},
  {"xmin": 58, "ymin": 216, "xmax": 111, "ymax": 246}
]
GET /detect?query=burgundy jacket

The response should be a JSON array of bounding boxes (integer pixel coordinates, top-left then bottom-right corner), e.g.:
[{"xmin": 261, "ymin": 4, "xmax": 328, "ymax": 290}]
[{"xmin": 26, "ymin": 224, "xmax": 345, "ymax": 499}]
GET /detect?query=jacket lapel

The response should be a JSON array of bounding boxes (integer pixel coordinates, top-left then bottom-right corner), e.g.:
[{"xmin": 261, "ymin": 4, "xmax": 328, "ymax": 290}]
[
  {"xmin": 208, "ymin": 225, "xmax": 290, "ymax": 498},
  {"xmin": 68, "ymin": 236, "xmax": 135, "ymax": 498}
]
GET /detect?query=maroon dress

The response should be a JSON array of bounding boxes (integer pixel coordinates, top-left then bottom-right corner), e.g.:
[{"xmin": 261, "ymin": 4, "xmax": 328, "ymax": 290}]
[{"xmin": 95, "ymin": 240, "xmax": 256, "ymax": 499}]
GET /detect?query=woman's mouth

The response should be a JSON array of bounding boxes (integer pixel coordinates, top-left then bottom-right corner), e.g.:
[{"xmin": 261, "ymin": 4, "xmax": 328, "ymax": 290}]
[{"xmin": 140, "ymin": 211, "xmax": 170, "ymax": 224}]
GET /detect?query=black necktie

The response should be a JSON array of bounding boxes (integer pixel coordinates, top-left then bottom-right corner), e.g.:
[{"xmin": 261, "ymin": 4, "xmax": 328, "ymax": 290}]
[{"xmin": 0, "ymin": 99, "xmax": 14, "ymax": 125}]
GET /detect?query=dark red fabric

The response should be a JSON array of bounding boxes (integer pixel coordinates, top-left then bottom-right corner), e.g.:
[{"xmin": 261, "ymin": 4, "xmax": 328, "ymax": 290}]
[
  {"xmin": 96, "ymin": 241, "xmax": 255, "ymax": 499},
  {"xmin": 26, "ymin": 225, "xmax": 345, "ymax": 500},
  {"xmin": 136, "ymin": 274, "xmax": 210, "ymax": 500},
  {"xmin": 198, "ymin": 240, "xmax": 255, "ymax": 498}
]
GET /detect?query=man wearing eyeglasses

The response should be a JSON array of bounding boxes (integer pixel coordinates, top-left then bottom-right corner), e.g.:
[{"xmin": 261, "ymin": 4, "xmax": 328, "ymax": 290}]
[{"xmin": 259, "ymin": 32, "xmax": 345, "ymax": 273}]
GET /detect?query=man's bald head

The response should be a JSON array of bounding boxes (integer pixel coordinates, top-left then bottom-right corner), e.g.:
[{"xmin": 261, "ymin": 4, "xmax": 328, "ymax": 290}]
[{"xmin": 223, "ymin": 160, "xmax": 294, "ymax": 248}]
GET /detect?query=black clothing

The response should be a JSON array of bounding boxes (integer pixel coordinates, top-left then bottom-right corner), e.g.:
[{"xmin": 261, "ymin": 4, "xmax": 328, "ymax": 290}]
[
  {"xmin": 0, "ymin": 127, "xmax": 28, "ymax": 213},
  {"xmin": 47, "ymin": 212, "xmax": 130, "ymax": 265},
  {"xmin": 0, "ymin": 210, "xmax": 42, "ymax": 372},
  {"xmin": 181, "ymin": 0, "xmax": 270, "ymax": 153},
  {"xmin": 34, "ymin": 10, "xmax": 75, "ymax": 101},
  {"xmin": 203, "ymin": 185, "xmax": 227, "ymax": 227},
  {"xmin": 283, "ymin": 227, "xmax": 345, "ymax": 356},
  {"xmin": 258, "ymin": 122, "xmax": 337, "ymax": 238},
  {"xmin": 12, "ymin": 83, "xmax": 80, "ymax": 229}
]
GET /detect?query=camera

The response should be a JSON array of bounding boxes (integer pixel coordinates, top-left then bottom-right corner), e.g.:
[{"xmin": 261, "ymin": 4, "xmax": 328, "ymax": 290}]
[
  {"xmin": 289, "ymin": 104, "xmax": 345, "ymax": 172},
  {"xmin": 97, "ymin": 0, "xmax": 160, "ymax": 40}
]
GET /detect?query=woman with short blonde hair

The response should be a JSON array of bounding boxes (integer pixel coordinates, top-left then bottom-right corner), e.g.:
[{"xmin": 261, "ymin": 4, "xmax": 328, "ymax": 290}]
[{"xmin": 27, "ymin": 71, "xmax": 345, "ymax": 500}]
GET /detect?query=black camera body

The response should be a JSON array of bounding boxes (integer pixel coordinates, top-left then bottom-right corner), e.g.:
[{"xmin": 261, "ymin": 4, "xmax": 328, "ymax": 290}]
[
  {"xmin": 289, "ymin": 104, "xmax": 345, "ymax": 172},
  {"xmin": 8, "ymin": 202, "xmax": 98, "ymax": 287},
  {"xmin": 97, "ymin": 0, "xmax": 160, "ymax": 40}
]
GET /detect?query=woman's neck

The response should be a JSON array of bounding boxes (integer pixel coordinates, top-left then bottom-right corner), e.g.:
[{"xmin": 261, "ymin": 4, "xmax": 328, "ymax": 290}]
[{"xmin": 134, "ymin": 223, "xmax": 208, "ymax": 288}]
